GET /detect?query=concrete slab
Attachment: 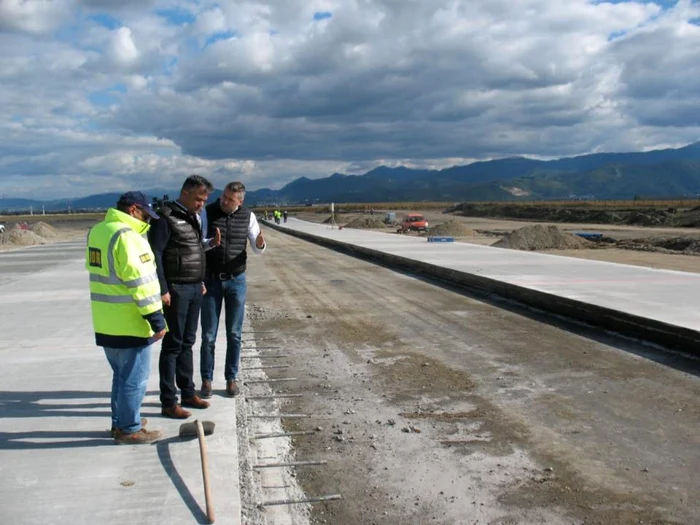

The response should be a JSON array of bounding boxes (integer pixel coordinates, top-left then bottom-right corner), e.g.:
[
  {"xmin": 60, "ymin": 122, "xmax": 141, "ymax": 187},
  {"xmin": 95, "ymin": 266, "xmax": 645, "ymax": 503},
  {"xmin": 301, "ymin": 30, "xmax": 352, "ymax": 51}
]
[
  {"xmin": 0, "ymin": 241, "xmax": 241, "ymax": 525},
  {"xmin": 270, "ymin": 219, "xmax": 700, "ymax": 350}
]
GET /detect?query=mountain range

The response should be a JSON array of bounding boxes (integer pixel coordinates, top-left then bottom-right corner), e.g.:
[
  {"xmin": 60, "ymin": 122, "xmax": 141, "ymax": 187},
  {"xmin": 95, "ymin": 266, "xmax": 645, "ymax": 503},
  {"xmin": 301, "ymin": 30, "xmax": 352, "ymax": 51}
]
[{"xmin": 3, "ymin": 141, "xmax": 700, "ymax": 212}]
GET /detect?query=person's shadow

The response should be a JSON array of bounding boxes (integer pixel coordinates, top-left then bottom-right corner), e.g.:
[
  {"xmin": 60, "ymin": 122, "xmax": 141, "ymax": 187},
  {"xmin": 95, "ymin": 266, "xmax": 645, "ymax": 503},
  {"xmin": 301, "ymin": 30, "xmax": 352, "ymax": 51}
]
[
  {"xmin": 0, "ymin": 389, "xmax": 209, "ymax": 522},
  {"xmin": 0, "ymin": 389, "xmax": 161, "ymax": 450}
]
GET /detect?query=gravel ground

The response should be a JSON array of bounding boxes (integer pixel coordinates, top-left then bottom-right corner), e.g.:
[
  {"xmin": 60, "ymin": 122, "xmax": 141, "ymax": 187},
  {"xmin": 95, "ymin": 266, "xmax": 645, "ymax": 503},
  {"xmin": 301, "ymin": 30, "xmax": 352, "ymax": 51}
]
[{"xmin": 240, "ymin": 226, "xmax": 700, "ymax": 525}]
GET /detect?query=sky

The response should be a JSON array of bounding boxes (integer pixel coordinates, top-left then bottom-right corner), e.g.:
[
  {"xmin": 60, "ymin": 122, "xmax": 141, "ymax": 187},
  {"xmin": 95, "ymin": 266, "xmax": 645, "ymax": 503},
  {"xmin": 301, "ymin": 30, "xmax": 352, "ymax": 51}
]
[{"xmin": 1, "ymin": 0, "xmax": 699, "ymax": 200}]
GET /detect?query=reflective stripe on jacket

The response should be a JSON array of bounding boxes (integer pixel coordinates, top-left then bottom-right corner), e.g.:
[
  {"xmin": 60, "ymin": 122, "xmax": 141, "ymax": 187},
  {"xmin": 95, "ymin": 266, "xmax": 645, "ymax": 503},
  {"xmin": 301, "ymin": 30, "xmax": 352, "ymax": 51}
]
[{"xmin": 87, "ymin": 208, "xmax": 163, "ymax": 340}]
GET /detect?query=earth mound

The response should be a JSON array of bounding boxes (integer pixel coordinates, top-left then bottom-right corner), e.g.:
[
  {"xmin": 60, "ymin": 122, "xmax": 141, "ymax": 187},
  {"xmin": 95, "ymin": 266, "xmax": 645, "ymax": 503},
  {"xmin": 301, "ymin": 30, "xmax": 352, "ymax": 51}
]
[
  {"xmin": 492, "ymin": 224, "xmax": 592, "ymax": 251},
  {"xmin": 0, "ymin": 229, "xmax": 47, "ymax": 246},
  {"xmin": 428, "ymin": 220, "xmax": 475, "ymax": 237},
  {"xmin": 30, "ymin": 221, "xmax": 58, "ymax": 238},
  {"xmin": 617, "ymin": 236, "xmax": 700, "ymax": 255},
  {"xmin": 344, "ymin": 216, "xmax": 387, "ymax": 229}
]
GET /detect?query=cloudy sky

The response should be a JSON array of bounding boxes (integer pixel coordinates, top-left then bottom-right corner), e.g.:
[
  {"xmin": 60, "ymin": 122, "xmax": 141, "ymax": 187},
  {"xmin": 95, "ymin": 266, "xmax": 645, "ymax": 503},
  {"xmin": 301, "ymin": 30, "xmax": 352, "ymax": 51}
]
[{"xmin": 1, "ymin": 0, "xmax": 699, "ymax": 199}]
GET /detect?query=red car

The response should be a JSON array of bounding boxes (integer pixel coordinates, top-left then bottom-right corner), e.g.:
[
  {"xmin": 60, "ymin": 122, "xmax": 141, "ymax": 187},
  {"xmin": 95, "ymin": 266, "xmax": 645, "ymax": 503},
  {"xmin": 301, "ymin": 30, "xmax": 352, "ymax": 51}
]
[{"xmin": 398, "ymin": 213, "xmax": 429, "ymax": 233}]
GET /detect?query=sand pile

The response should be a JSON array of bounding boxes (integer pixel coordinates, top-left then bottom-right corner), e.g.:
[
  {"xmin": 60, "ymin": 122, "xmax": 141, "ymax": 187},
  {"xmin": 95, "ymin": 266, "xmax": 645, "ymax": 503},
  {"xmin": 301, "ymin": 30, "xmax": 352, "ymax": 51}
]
[
  {"xmin": 344, "ymin": 216, "xmax": 387, "ymax": 229},
  {"xmin": 492, "ymin": 224, "xmax": 592, "ymax": 251},
  {"xmin": 428, "ymin": 220, "xmax": 475, "ymax": 237},
  {"xmin": 30, "ymin": 221, "xmax": 58, "ymax": 238},
  {"xmin": 0, "ymin": 229, "xmax": 47, "ymax": 246}
]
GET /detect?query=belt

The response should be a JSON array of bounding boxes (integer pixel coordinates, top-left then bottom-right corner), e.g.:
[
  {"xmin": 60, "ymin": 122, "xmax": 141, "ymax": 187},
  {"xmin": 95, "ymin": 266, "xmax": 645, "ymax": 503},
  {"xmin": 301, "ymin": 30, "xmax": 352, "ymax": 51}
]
[{"xmin": 209, "ymin": 272, "xmax": 238, "ymax": 280}]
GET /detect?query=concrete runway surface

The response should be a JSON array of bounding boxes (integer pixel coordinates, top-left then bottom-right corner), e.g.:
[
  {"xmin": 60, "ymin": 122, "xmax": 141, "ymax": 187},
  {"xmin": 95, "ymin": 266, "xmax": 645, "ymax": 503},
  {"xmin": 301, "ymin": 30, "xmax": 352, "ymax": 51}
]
[{"xmin": 0, "ymin": 241, "xmax": 242, "ymax": 525}]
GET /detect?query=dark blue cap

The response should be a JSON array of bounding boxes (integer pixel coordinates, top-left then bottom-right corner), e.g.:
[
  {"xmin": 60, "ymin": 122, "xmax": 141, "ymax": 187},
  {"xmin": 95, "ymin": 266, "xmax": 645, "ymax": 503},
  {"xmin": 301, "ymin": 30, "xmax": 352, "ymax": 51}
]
[{"xmin": 118, "ymin": 191, "xmax": 159, "ymax": 219}]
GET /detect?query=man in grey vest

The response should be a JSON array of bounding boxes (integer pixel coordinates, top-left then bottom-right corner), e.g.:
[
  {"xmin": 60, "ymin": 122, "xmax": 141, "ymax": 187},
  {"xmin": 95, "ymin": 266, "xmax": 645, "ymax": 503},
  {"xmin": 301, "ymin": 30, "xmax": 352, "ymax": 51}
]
[{"xmin": 200, "ymin": 181, "xmax": 266, "ymax": 398}]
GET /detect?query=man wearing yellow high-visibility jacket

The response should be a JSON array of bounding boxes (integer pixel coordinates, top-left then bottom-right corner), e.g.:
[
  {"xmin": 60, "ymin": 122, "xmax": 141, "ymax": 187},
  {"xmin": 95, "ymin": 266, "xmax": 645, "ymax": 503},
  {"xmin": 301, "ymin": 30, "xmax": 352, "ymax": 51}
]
[{"xmin": 87, "ymin": 191, "xmax": 167, "ymax": 445}]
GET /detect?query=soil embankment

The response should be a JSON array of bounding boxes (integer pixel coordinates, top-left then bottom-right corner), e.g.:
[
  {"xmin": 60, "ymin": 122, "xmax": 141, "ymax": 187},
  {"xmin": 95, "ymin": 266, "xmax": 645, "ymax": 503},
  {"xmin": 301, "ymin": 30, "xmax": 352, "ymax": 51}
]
[
  {"xmin": 0, "ymin": 219, "xmax": 92, "ymax": 251},
  {"xmin": 0, "ymin": 222, "xmax": 59, "ymax": 248},
  {"xmin": 450, "ymin": 202, "xmax": 700, "ymax": 227},
  {"xmin": 493, "ymin": 224, "xmax": 592, "ymax": 251}
]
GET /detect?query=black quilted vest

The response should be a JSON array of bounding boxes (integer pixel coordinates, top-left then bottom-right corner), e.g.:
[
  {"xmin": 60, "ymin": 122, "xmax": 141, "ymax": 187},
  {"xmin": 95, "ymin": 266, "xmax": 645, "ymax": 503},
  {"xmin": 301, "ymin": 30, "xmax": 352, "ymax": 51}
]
[
  {"xmin": 205, "ymin": 201, "xmax": 251, "ymax": 276},
  {"xmin": 159, "ymin": 202, "xmax": 206, "ymax": 283}
]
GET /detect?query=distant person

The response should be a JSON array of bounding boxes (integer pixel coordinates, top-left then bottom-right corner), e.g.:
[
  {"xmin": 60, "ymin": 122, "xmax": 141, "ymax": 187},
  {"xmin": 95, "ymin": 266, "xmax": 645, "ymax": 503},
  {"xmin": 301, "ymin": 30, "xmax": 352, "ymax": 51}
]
[
  {"xmin": 283, "ymin": 210, "xmax": 288, "ymax": 223},
  {"xmin": 200, "ymin": 182, "xmax": 266, "ymax": 398},
  {"xmin": 148, "ymin": 175, "xmax": 221, "ymax": 419},
  {"xmin": 86, "ymin": 191, "xmax": 166, "ymax": 445}
]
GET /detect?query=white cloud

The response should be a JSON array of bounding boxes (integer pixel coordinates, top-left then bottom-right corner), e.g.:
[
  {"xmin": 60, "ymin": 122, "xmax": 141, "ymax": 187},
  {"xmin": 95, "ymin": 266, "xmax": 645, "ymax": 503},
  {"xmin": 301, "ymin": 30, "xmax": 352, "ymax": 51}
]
[
  {"xmin": 0, "ymin": 0, "xmax": 73, "ymax": 35},
  {"xmin": 1, "ymin": 0, "xmax": 700, "ymax": 199},
  {"xmin": 109, "ymin": 27, "xmax": 139, "ymax": 64}
]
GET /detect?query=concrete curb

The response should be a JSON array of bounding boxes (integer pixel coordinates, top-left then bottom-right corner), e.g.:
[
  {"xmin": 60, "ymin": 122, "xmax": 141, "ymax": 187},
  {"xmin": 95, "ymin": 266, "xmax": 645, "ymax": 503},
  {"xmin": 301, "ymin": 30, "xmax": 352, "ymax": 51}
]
[{"xmin": 264, "ymin": 221, "xmax": 700, "ymax": 355}]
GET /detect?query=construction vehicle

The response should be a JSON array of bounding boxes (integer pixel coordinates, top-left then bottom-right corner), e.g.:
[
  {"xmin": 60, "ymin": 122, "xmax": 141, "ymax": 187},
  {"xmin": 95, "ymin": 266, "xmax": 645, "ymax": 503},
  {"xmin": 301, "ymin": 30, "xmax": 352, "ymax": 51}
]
[{"xmin": 397, "ymin": 213, "xmax": 429, "ymax": 233}]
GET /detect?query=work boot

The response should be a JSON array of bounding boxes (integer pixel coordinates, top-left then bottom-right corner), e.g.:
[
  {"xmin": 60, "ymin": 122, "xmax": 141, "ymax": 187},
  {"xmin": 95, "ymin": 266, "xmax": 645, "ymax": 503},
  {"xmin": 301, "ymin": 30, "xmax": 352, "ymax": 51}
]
[
  {"xmin": 181, "ymin": 395, "xmax": 210, "ymax": 409},
  {"xmin": 161, "ymin": 404, "xmax": 192, "ymax": 419},
  {"xmin": 226, "ymin": 380, "xmax": 240, "ymax": 397},
  {"xmin": 110, "ymin": 418, "xmax": 148, "ymax": 438},
  {"xmin": 200, "ymin": 380, "xmax": 213, "ymax": 399},
  {"xmin": 114, "ymin": 427, "xmax": 162, "ymax": 445}
]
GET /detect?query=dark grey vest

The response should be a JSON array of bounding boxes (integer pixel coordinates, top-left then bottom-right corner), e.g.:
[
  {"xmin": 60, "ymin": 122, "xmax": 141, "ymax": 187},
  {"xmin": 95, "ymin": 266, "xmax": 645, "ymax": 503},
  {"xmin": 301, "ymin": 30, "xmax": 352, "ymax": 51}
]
[
  {"xmin": 205, "ymin": 201, "xmax": 252, "ymax": 276},
  {"xmin": 159, "ymin": 202, "xmax": 206, "ymax": 283}
]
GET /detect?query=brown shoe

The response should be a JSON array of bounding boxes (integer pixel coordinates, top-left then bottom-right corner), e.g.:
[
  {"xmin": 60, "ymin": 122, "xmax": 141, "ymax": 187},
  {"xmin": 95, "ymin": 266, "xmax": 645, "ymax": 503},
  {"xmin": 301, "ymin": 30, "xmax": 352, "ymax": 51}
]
[
  {"xmin": 114, "ymin": 427, "xmax": 162, "ymax": 445},
  {"xmin": 181, "ymin": 395, "xmax": 210, "ymax": 409},
  {"xmin": 226, "ymin": 380, "xmax": 240, "ymax": 397},
  {"xmin": 110, "ymin": 418, "xmax": 148, "ymax": 438},
  {"xmin": 161, "ymin": 404, "xmax": 192, "ymax": 419},
  {"xmin": 201, "ymin": 380, "xmax": 212, "ymax": 399}
]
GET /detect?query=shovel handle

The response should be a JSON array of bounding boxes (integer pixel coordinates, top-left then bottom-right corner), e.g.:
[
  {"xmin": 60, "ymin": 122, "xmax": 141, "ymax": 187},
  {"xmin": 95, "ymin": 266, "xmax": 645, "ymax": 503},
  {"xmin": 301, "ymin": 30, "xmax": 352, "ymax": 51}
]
[{"xmin": 196, "ymin": 420, "xmax": 215, "ymax": 524}]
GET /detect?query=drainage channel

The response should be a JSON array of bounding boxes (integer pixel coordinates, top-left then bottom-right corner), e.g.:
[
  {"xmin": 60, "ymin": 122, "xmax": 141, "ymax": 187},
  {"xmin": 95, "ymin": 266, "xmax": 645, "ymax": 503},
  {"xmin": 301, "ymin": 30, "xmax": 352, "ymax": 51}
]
[{"xmin": 239, "ymin": 328, "xmax": 341, "ymax": 524}]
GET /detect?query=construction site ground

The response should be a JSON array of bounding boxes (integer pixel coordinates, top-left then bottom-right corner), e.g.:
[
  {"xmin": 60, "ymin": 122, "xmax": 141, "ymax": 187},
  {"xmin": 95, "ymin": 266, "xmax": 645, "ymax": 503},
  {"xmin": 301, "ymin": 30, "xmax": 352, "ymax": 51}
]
[
  {"xmin": 292, "ymin": 210, "xmax": 700, "ymax": 274},
  {"xmin": 1, "ymin": 212, "xmax": 699, "ymax": 525},
  {"xmin": 246, "ymin": 223, "xmax": 699, "ymax": 525}
]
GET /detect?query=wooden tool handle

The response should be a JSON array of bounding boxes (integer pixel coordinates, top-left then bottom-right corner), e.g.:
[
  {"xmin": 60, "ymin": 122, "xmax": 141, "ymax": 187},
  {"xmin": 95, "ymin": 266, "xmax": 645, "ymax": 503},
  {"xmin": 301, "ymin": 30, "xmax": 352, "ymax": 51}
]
[{"xmin": 196, "ymin": 420, "xmax": 215, "ymax": 524}]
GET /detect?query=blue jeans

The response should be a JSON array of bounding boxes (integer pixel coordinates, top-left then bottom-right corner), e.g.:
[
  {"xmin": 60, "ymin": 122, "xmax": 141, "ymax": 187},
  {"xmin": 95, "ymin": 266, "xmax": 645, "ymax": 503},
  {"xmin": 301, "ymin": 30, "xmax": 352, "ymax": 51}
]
[
  {"xmin": 159, "ymin": 282, "xmax": 203, "ymax": 407},
  {"xmin": 104, "ymin": 344, "xmax": 152, "ymax": 434},
  {"xmin": 200, "ymin": 273, "xmax": 247, "ymax": 381}
]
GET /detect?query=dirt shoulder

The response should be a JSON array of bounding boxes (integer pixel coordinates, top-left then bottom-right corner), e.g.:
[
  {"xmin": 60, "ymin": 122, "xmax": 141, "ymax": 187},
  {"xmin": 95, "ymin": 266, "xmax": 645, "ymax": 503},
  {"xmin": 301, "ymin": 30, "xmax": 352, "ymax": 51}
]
[
  {"xmin": 245, "ymin": 228, "xmax": 700, "ymax": 525},
  {"xmin": 449, "ymin": 202, "xmax": 700, "ymax": 228}
]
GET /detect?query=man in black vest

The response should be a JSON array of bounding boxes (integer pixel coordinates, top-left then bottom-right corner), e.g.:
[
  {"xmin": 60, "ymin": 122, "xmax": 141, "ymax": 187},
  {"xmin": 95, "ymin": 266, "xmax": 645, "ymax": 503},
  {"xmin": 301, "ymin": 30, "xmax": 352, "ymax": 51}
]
[
  {"xmin": 149, "ymin": 175, "xmax": 221, "ymax": 419},
  {"xmin": 200, "ymin": 181, "xmax": 266, "ymax": 398}
]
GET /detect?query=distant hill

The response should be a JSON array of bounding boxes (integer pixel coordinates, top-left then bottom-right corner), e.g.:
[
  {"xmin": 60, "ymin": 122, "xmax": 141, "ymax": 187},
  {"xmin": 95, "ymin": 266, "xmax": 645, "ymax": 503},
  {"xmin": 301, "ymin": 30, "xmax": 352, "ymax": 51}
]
[
  {"xmin": 0, "ymin": 198, "xmax": 43, "ymax": 211},
  {"xmin": 245, "ymin": 141, "xmax": 700, "ymax": 205},
  {"xmin": 2, "ymin": 142, "xmax": 700, "ymax": 212}
]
